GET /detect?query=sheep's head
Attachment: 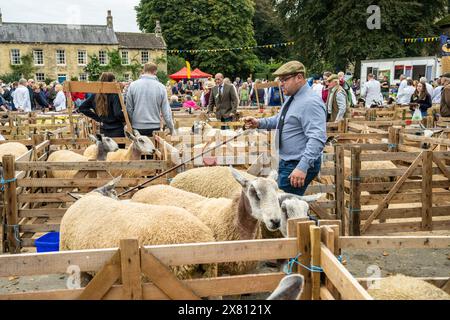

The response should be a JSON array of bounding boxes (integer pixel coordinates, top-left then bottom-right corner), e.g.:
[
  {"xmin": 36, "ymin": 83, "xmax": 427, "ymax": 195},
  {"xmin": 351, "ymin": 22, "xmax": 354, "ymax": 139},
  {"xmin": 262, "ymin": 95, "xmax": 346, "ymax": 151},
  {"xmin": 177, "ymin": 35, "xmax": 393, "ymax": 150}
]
[
  {"xmin": 125, "ymin": 129, "xmax": 155, "ymax": 155},
  {"xmin": 267, "ymin": 274, "xmax": 304, "ymax": 300},
  {"xmin": 88, "ymin": 133, "xmax": 119, "ymax": 154},
  {"xmin": 68, "ymin": 176, "xmax": 122, "ymax": 200},
  {"xmin": 276, "ymin": 193, "xmax": 324, "ymax": 237},
  {"xmin": 191, "ymin": 121, "xmax": 212, "ymax": 135},
  {"xmin": 230, "ymin": 167, "xmax": 282, "ymax": 232}
]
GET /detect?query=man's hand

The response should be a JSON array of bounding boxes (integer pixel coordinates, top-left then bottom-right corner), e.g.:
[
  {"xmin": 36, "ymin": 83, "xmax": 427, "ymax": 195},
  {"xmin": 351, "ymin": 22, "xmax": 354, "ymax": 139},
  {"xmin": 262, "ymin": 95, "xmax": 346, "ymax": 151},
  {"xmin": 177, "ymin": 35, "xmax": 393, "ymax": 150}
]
[
  {"xmin": 289, "ymin": 169, "xmax": 307, "ymax": 188},
  {"xmin": 242, "ymin": 116, "xmax": 259, "ymax": 129}
]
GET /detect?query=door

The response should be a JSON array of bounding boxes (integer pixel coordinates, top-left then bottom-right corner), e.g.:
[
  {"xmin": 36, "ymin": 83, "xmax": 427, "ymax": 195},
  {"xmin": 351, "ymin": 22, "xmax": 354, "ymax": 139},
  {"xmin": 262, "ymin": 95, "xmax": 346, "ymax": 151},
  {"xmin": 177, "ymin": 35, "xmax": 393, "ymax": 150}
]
[{"xmin": 57, "ymin": 74, "xmax": 67, "ymax": 84}]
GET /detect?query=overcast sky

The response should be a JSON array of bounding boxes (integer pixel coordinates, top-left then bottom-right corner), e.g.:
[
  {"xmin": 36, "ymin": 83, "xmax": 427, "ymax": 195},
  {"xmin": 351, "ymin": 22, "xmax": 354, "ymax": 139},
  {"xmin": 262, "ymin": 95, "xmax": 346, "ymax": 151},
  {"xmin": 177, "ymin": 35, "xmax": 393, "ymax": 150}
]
[{"xmin": 1, "ymin": 0, "xmax": 141, "ymax": 32}]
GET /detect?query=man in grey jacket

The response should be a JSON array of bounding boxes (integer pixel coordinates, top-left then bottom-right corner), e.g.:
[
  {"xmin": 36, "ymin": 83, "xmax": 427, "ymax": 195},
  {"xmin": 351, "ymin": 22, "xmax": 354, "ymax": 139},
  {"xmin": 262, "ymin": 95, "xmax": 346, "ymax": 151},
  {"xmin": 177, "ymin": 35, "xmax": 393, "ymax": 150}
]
[{"xmin": 126, "ymin": 63, "xmax": 174, "ymax": 136}]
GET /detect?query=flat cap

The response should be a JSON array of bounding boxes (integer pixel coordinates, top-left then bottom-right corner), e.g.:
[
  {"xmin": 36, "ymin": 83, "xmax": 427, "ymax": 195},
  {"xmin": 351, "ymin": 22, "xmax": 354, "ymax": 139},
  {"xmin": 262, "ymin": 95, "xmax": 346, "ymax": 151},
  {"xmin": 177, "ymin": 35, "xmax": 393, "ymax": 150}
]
[
  {"xmin": 327, "ymin": 74, "xmax": 339, "ymax": 82},
  {"xmin": 441, "ymin": 72, "xmax": 450, "ymax": 78},
  {"xmin": 273, "ymin": 61, "xmax": 306, "ymax": 77}
]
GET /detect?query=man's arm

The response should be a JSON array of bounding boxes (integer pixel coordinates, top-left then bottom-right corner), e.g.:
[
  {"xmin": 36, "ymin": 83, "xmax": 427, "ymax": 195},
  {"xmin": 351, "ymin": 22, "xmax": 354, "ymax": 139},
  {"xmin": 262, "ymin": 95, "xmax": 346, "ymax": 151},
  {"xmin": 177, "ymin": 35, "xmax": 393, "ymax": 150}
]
[
  {"xmin": 230, "ymin": 85, "xmax": 238, "ymax": 114},
  {"xmin": 126, "ymin": 85, "xmax": 134, "ymax": 122},
  {"xmin": 258, "ymin": 113, "xmax": 280, "ymax": 130},
  {"xmin": 296, "ymin": 99, "xmax": 327, "ymax": 173},
  {"xmin": 160, "ymin": 88, "xmax": 175, "ymax": 134},
  {"xmin": 361, "ymin": 83, "xmax": 368, "ymax": 98}
]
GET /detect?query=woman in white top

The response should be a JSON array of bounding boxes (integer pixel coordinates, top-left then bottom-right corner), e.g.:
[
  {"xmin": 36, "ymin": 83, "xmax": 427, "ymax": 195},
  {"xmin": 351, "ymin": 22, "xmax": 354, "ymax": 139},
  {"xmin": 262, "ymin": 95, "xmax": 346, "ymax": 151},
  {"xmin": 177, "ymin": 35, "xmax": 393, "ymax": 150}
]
[{"xmin": 53, "ymin": 84, "xmax": 66, "ymax": 111}]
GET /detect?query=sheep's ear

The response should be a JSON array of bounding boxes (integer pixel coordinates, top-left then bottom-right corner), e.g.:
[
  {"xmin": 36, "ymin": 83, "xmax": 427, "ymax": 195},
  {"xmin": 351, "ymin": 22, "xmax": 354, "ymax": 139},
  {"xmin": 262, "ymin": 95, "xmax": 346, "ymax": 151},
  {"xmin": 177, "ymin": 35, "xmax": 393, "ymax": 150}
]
[
  {"xmin": 88, "ymin": 134, "xmax": 98, "ymax": 143},
  {"xmin": 133, "ymin": 129, "xmax": 141, "ymax": 137},
  {"xmin": 230, "ymin": 167, "xmax": 249, "ymax": 188},
  {"xmin": 125, "ymin": 129, "xmax": 136, "ymax": 141},
  {"xmin": 267, "ymin": 274, "xmax": 304, "ymax": 300},
  {"xmin": 291, "ymin": 193, "xmax": 326, "ymax": 203},
  {"xmin": 267, "ymin": 169, "xmax": 278, "ymax": 182},
  {"xmin": 94, "ymin": 176, "xmax": 122, "ymax": 198},
  {"xmin": 95, "ymin": 133, "xmax": 103, "ymax": 142}
]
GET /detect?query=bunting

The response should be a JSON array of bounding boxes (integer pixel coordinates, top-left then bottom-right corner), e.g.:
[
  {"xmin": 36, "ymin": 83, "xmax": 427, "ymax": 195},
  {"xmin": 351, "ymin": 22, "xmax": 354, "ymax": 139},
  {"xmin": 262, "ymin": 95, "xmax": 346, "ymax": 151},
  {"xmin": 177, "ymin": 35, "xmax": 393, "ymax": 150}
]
[
  {"xmin": 402, "ymin": 36, "xmax": 440, "ymax": 43},
  {"xmin": 167, "ymin": 41, "xmax": 296, "ymax": 54}
]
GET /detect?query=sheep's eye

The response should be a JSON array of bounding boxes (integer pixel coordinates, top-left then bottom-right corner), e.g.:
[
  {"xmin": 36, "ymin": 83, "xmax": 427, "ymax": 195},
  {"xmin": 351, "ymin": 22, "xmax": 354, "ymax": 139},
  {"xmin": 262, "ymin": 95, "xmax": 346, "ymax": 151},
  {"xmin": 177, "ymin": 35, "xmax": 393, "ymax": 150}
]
[{"xmin": 250, "ymin": 186, "xmax": 259, "ymax": 201}]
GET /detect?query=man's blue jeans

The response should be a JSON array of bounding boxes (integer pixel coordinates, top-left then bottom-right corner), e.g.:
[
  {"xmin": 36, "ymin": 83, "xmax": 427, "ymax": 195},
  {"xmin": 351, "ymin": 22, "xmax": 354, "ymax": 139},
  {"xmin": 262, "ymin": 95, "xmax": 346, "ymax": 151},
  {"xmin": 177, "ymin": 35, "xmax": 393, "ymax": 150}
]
[{"xmin": 278, "ymin": 158, "xmax": 322, "ymax": 196}]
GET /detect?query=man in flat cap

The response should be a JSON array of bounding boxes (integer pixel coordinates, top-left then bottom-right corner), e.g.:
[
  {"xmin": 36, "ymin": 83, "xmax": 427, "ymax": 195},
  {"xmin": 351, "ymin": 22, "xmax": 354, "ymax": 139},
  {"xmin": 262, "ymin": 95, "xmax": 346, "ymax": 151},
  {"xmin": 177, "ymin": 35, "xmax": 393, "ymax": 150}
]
[
  {"xmin": 243, "ymin": 61, "xmax": 327, "ymax": 196},
  {"xmin": 326, "ymin": 74, "xmax": 349, "ymax": 122}
]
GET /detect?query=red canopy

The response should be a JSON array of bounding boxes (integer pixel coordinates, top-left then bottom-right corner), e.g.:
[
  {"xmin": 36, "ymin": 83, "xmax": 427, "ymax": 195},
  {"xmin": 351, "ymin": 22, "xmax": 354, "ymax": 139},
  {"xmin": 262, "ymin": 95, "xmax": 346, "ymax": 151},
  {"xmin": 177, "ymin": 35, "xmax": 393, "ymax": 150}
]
[
  {"xmin": 191, "ymin": 68, "xmax": 212, "ymax": 78},
  {"xmin": 169, "ymin": 67, "xmax": 212, "ymax": 80}
]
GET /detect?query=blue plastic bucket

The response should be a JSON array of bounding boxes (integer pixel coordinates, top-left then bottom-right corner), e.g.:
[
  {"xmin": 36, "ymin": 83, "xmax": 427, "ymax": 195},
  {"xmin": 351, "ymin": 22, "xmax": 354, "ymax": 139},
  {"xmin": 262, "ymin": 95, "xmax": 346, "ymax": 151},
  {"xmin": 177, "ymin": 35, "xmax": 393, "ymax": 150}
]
[{"xmin": 35, "ymin": 232, "xmax": 60, "ymax": 253}]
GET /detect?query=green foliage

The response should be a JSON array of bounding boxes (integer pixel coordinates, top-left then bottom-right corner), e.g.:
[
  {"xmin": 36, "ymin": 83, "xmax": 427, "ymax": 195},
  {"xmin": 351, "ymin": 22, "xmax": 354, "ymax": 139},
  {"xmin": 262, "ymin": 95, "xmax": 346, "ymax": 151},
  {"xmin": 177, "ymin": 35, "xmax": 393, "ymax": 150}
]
[
  {"xmin": 253, "ymin": 60, "xmax": 284, "ymax": 80},
  {"xmin": 253, "ymin": 0, "xmax": 289, "ymax": 61},
  {"xmin": 44, "ymin": 78, "xmax": 54, "ymax": 85},
  {"xmin": 167, "ymin": 55, "xmax": 186, "ymax": 75},
  {"xmin": 0, "ymin": 72, "xmax": 21, "ymax": 84},
  {"xmin": 157, "ymin": 71, "xmax": 169, "ymax": 84},
  {"xmin": 276, "ymin": 0, "xmax": 446, "ymax": 76},
  {"xmin": 10, "ymin": 54, "xmax": 36, "ymax": 79},
  {"xmin": 136, "ymin": 0, "xmax": 259, "ymax": 77},
  {"xmin": 70, "ymin": 76, "xmax": 79, "ymax": 81},
  {"xmin": 84, "ymin": 54, "xmax": 102, "ymax": 81}
]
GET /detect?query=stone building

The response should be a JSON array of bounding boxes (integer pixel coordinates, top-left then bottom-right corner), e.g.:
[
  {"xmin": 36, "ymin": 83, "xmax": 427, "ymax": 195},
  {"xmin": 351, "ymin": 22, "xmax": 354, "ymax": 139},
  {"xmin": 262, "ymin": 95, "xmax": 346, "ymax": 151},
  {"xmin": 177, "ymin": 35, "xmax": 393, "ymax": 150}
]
[{"xmin": 0, "ymin": 10, "xmax": 167, "ymax": 82}]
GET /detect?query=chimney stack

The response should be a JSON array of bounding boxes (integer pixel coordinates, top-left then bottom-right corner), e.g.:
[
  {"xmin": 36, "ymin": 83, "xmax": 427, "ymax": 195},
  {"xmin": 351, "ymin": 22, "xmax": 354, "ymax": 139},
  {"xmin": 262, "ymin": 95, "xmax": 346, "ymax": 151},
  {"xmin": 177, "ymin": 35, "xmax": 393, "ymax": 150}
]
[
  {"xmin": 154, "ymin": 20, "xmax": 162, "ymax": 36},
  {"xmin": 106, "ymin": 10, "xmax": 113, "ymax": 29}
]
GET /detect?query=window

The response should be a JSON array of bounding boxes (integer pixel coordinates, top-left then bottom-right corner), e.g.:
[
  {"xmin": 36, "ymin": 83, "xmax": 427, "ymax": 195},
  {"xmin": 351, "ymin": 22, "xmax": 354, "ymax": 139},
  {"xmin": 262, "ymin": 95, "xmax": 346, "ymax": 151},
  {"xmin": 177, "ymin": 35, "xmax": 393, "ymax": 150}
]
[
  {"xmin": 394, "ymin": 65, "xmax": 404, "ymax": 80},
  {"xmin": 35, "ymin": 73, "xmax": 45, "ymax": 82},
  {"xmin": 78, "ymin": 50, "xmax": 87, "ymax": 65},
  {"xmin": 121, "ymin": 51, "xmax": 129, "ymax": 65},
  {"xmin": 79, "ymin": 73, "xmax": 88, "ymax": 81},
  {"xmin": 141, "ymin": 51, "xmax": 149, "ymax": 64},
  {"xmin": 10, "ymin": 49, "xmax": 21, "ymax": 65},
  {"xmin": 33, "ymin": 49, "xmax": 44, "ymax": 65},
  {"xmin": 99, "ymin": 50, "xmax": 107, "ymax": 65},
  {"xmin": 56, "ymin": 50, "xmax": 66, "ymax": 65}
]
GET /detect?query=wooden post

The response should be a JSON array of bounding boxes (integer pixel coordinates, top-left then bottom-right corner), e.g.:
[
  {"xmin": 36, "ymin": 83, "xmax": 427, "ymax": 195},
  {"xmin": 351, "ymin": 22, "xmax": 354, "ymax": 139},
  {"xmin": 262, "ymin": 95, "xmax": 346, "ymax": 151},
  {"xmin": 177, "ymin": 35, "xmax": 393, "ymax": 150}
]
[
  {"xmin": 63, "ymin": 82, "xmax": 76, "ymax": 139},
  {"xmin": 350, "ymin": 146, "xmax": 361, "ymax": 236},
  {"xmin": 320, "ymin": 225, "xmax": 338, "ymax": 299},
  {"xmin": 421, "ymin": 150, "xmax": 433, "ymax": 231},
  {"xmin": 3, "ymin": 155, "xmax": 19, "ymax": 253},
  {"xmin": 310, "ymin": 225, "xmax": 321, "ymax": 300},
  {"xmin": 334, "ymin": 145, "xmax": 345, "ymax": 229},
  {"xmin": 119, "ymin": 239, "xmax": 142, "ymax": 300},
  {"xmin": 337, "ymin": 119, "xmax": 346, "ymax": 133},
  {"xmin": 116, "ymin": 83, "xmax": 133, "ymax": 134},
  {"xmin": 297, "ymin": 221, "xmax": 315, "ymax": 300},
  {"xmin": 426, "ymin": 116, "xmax": 433, "ymax": 129}
]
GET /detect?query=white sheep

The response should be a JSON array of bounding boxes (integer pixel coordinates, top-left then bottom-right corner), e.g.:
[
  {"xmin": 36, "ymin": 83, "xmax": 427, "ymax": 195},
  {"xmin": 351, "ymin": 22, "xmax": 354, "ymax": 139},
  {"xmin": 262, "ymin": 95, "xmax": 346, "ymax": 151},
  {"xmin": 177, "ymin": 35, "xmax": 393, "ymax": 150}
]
[
  {"xmin": 267, "ymin": 274, "xmax": 304, "ymax": 300},
  {"xmin": 132, "ymin": 168, "xmax": 317, "ymax": 275},
  {"xmin": 60, "ymin": 177, "xmax": 217, "ymax": 280},
  {"xmin": 0, "ymin": 142, "xmax": 28, "ymax": 161},
  {"xmin": 105, "ymin": 129, "xmax": 156, "ymax": 178},
  {"xmin": 47, "ymin": 134, "xmax": 118, "ymax": 179}
]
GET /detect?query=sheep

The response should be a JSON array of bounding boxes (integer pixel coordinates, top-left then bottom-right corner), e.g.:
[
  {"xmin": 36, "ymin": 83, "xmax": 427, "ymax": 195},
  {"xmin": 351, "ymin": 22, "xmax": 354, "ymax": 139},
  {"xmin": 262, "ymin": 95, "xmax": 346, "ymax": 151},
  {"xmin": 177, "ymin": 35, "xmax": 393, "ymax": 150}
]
[
  {"xmin": 367, "ymin": 274, "xmax": 450, "ymax": 300},
  {"xmin": 132, "ymin": 168, "xmax": 284, "ymax": 275},
  {"xmin": 0, "ymin": 142, "xmax": 28, "ymax": 161},
  {"xmin": 83, "ymin": 134, "xmax": 122, "ymax": 160},
  {"xmin": 132, "ymin": 168, "xmax": 318, "ymax": 275},
  {"xmin": 105, "ymin": 129, "xmax": 156, "ymax": 178},
  {"xmin": 191, "ymin": 121, "xmax": 237, "ymax": 137},
  {"xmin": 60, "ymin": 177, "xmax": 217, "ymax": 280},
  {"xmin": 170, "ymin": 166, "xmax": 257, "ymax": 199},
  {"xmin": 47, "ymin": 134, "xmax": 118, "ymax": 179}
]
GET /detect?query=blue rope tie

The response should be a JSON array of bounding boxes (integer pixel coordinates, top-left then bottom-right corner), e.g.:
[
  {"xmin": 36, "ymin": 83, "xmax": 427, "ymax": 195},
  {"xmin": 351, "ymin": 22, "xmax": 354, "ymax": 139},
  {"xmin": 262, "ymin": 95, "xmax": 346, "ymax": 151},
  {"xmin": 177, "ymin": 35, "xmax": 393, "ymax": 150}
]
[
  {"xmin": 0, "ymin": 177, "xmax": 17, "ymax": 191},
  {"xmin": 388, "ymin": 143, "xmax": 398, "ymax": 149},
  {"xmin": 284, "ymin": 253, "xmax": 349, "ymax": 275}
]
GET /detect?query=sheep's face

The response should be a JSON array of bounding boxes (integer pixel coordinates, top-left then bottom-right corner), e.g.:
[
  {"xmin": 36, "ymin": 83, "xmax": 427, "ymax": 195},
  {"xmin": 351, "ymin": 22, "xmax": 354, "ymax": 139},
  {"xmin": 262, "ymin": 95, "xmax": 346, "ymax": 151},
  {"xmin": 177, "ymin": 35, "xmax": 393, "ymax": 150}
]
[
  {"xmin": 134, "ymin": 135, "xmax": 156, "ymax": 155},
  {"xmin": 101, "ymin": 136, "xmax": 119, "ymax": 153},
  {"xmin": 279, "ymin": 198, "xmax": 309, "ymax": 237},
  {"xmin": 231, "ymin": 168, "xmax": 282, "ymax": 231},
  {"xmin": 191, "ymin": 121, "xmax": 210, "ymax": 135}
]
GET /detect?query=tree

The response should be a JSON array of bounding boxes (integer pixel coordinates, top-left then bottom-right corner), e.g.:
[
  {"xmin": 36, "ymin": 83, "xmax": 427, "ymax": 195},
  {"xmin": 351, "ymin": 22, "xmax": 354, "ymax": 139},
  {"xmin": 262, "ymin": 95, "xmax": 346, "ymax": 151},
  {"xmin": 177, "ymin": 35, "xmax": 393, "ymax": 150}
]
[
  {"xmin": 167, "ymin": 55, "xmax": 186, "ymax": 75},
  {"xmin": 84, "ymin": 54, "xmax": 102, "ymax": 81},
  {"xmin": 253, "ymin": 0, "xmax": 289, "ymax": 62},
  {"xmin": 10, "ymin": 54, "xmax": 36, "ymax": 79},
  {"xmin": 276, "ymin": 0, "xmax": 447, "ymax": 76},
  {"xmin": 136, "ymin": 0, "xmax": 259, "ymax": 77}
]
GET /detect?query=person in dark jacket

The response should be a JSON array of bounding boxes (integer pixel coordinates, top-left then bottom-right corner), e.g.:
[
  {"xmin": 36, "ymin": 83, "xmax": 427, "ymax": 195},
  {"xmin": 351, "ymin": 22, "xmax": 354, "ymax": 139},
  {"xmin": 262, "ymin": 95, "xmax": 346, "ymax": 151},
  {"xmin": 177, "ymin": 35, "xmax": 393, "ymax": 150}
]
[
  {"xmin": 79, "ymin": 72, "xmax": 126, "ymax": 139},
  {"xmin": 410, "ymin": 82, "xmax": 432, "ymax": 118},
  {"xmin": 27, "ymin": 79, "xmax": 37, "ymax": 111},
  {"xmin": 32, "ymin": 84, "xmax": 49, "ymax": 110}
]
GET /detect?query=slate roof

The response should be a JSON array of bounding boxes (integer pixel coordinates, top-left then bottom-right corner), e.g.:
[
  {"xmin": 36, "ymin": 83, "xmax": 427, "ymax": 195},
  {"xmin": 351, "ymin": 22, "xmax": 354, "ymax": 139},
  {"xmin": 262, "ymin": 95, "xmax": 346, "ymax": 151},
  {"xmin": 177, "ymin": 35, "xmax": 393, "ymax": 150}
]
[
  {"xmin": 115, "ymin": 32, "xmax": 166, "ymax": 50},
  {"xmin": 0, "ymin": 22, "xmax": 118, "ymax": 44}
]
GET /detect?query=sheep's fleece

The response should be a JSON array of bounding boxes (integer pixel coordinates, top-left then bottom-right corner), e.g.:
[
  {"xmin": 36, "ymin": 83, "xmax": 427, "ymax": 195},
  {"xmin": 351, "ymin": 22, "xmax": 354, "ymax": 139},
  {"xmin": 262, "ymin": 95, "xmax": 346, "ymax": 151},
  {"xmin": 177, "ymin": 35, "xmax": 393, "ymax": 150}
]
[{"xmin": 60, "ymin": 192, "xmax": 217, "ymax": 279}]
